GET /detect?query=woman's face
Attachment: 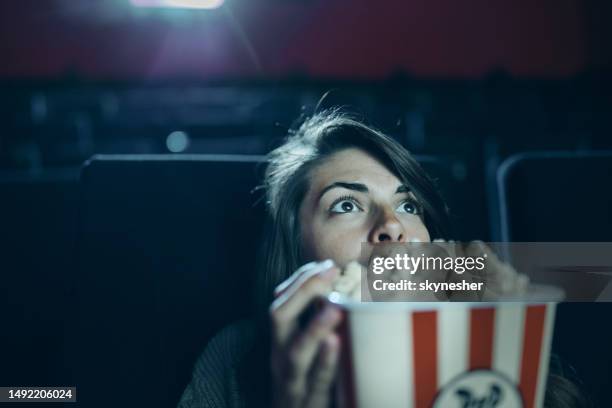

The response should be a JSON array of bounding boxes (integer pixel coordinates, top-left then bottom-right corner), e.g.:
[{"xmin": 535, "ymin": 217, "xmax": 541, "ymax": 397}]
[{"xmin": 299, "ymin": 148, "xmax": 431, "ymax": 268}]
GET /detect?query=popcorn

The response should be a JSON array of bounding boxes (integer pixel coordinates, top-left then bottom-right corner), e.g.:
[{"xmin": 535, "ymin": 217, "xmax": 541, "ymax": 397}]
[{"xmin": 332, "ymin": 261, "xmax": 362, "ymax": 301}]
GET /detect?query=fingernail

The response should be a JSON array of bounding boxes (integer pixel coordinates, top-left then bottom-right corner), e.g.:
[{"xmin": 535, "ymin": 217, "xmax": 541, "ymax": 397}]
[
  {"xmin": 319, "ymin": 259, "xmax": 334, "ymax": 269},
  {"xmin": 317, "ymin": 259, "xmax": 336, "ymax": 280}
]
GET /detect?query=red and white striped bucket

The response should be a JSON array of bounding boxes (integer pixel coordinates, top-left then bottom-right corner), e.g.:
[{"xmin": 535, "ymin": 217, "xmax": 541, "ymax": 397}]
[{"xmin": 331, "ymin": 300, "xmax": 557, "ymax": 408}]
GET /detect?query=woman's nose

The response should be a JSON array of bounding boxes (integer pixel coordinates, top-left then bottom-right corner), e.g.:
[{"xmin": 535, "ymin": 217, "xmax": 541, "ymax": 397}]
[{"xmin": 369, "ymin": 208, "xmax": 406, "ymax": 243}]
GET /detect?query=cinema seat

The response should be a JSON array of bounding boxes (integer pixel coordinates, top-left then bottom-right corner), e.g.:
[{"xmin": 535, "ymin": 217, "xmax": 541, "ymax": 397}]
[
  {"xmin": 495, "ymin": 151, "xmax": 612, "ymax": 407},
  {"xmin": 67, "ymin": 155, "xmax": 267, "ymax": 408},
  {"xmin": 496, "ymin": 151, "xmax": 612, "ymax": 242},
  {"xmin": 0, "ymin": 169, "xmax": 79, "ymax": 389}
]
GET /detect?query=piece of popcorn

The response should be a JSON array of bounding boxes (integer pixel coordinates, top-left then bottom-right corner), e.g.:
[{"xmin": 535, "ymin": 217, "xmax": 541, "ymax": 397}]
[{"xmin": 332, "ymin": 261, "xmax": 362, "ymax": 301}]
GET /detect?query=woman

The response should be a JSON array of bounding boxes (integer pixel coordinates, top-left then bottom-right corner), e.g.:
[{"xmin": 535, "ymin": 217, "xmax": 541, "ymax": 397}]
[{"xmin": 177, "ymin": 110, "xmax": 590, "ymax": 408}]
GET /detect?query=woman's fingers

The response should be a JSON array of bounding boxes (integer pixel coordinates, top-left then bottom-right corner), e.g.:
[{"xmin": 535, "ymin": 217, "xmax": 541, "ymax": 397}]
[
  {"xmin": 271, "ymin": 304, "xmax": 342, "ymax": 407},
  {"xmin": 463, "ymin": 240, "xmax": 492, "ymax": 258},
  {"xmin": 305, "ymin": 333, "xmax": 341, "ymax": 408},
  {"xmin": 287, "ymin": 305, "xmax": 341, "ymax": 380},
  {"xmin": 309, "ymin": 334, "xmax": 341, "ymax": 393},
  {"xmin": 270, "ymin": 263, "xmax": 339, "ymax": 345},
  {"xmin": 463, "ymin": 241, "xmax": 504, "ymax": 277}
]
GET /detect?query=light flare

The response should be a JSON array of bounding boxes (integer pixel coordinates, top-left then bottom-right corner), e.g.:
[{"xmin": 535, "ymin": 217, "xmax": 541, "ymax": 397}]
[{"xmin": 130, "ymin": 0, "xmax": 224, "ymax": 10}]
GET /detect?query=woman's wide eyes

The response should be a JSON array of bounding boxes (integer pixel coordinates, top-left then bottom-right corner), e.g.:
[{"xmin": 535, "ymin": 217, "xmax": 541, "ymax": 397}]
[
  {"xmin": 330, "ymin": 199, "xmax": 361, "ymax": 213},
  {"xmin": 396, "ymin": 200, "xmax": 419, "ymax": 214},
  {"xmin": 329, "ymin": 198, "xmax": 420, "ymax": 215}
]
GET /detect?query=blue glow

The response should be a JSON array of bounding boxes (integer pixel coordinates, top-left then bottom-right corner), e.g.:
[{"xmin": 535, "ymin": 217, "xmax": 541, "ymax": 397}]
[{"xmin": 166, "ymin": 131, "xmax": 190, "ymax": 153}]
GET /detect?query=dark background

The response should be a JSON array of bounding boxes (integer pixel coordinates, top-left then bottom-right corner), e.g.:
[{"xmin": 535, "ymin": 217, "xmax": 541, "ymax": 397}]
[{"xmin": 1, "ymin": 0, "xmax": 611, "ymax": 407}]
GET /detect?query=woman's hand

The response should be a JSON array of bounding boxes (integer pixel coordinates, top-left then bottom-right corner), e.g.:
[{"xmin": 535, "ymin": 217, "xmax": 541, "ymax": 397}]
[
  {"xmin": 459, "ymin": 241, "xmax": 529, "ymax": 299},
  {"xmin": 269, "ymin": 260, "xmax": 342, "ymax": 408},
  {"xmin": 438, "ymin": 240, "xmax": 529, "ymax": 300}
]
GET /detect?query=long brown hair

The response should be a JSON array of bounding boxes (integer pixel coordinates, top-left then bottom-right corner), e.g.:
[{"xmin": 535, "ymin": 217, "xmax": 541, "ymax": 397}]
[{"xmin": 254, "ymin": 109, "xmax": 450, "ymax": 317}]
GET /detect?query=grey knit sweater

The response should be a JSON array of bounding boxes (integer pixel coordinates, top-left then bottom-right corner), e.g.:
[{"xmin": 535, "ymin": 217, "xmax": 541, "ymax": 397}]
[{"xmin": 177, "ymin": 320, "xmax": 257, "ymax": 408}]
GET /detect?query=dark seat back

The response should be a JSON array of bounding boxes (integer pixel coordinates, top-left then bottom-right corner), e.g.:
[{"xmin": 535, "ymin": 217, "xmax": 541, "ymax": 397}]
[
  {"xmin": 69, "ymin": 155, "xmax": 266, "ymax": 408},
  {"xmin": 0, "ymin": 170, "xmax": 78, "ymax": 388},
  {"xmin": 497, "ymin": 151, "xmax": 612, "ymax": 242},
  {"xmin": 496, "ymin": 151, "xmax": 612, "ymax": 407}
]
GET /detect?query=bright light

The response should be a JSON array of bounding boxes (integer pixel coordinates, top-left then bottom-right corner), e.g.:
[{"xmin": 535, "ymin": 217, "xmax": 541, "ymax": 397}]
[{"xmin": 131, "ymin": 0, "xmax": 224, "ymax": 9}]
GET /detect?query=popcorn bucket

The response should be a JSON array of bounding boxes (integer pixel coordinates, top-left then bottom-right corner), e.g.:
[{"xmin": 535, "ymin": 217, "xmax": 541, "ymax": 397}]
[{"xmin": 329, "ymin": 292, "xmax": 560, "ymax": 408}]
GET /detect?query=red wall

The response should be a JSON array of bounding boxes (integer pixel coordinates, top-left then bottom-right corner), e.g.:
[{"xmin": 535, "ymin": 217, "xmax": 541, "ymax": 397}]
[{"xmin": 1, "ymin": 0, "xmax": 608, "ymax": 79}]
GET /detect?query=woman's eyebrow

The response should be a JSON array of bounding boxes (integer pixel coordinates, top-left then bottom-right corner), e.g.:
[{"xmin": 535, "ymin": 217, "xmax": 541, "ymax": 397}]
[
  {"xmin": 318, "ymin": 182, "xmax": 411, "ymax": 201},
  {"xmin": 318, "ymin": 181, "xmax": 369, "ymax": 201},
  {"xmin": 395, "ymin": 184, "xmax": 411, "ymax": 194}
]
